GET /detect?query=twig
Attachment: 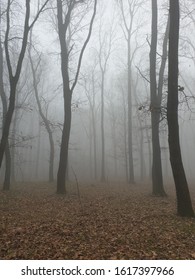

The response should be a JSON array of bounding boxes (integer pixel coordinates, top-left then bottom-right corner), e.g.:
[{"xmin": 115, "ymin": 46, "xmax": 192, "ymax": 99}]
[{"xmin": 136, "ymin": 66, "xmax": 150, "ymax": 84}]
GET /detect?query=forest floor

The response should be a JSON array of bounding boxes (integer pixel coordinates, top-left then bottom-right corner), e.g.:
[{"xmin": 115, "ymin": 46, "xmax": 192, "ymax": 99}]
[{"xmin": 0, "ymin": 181, "xmax": 195, "ymax": 260}]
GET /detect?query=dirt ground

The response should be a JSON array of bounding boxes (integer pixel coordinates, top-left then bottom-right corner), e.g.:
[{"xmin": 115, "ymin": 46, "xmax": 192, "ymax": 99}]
[{"xmin": 0, "ymin": 182, "xmax": 195, "ymax": 259}]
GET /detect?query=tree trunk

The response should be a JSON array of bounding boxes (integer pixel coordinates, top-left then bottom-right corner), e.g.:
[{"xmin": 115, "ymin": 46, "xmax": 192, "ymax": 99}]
[
  {"xmin": 92, "ymin": 110, "xmax": 97, "ymax": 180},
  {"xmin": 0, "ymin": 35, "xmax": 11, "ymax": 190},
  {"xmin": 121, "ymin": 86, "xmax": 128, "ymax": 182},
  {"xmin": 10, "ymin": 109, "xmax": 17, "ymax": 183},
  {"xmin": 167, "ymin": 0, "xmax": 194, "ymax": 217},
  {"xmin": 3, "ymin": 144, "xmax": 11, "ymax": 191},
  {"xmin": 56, "ymin": 0, "xmax": 71, "ymax": 194},
  {"xmin": 35, "ymin": 117, "xmax": 41, "ymax": 179},
  {"xmin": 100, "ymin": 70, "xmax": 106, "ymax": 182},
  {"xmin": 139, "ymin": 127, "xmax": 146, "ymax": 181},
  {"xmin": 57, "ymin": 92, "xmax": 72, "ymax": 194},
  {"xmin": 29, "ymin": 48, "xmax": 55, "ymax": 183},
  {"xmin": 150, "ymin": 0, "xmax": 166, "ymax": 196},
  {"xmin": 56, "ymin": 0, "xmax": 97, "ymax": 193},
  {"xmin": 151, "ymin": 111, "xmax": 165, "ymax": 195},
  {"xmin": 127, "ymin": 34, "xmax": 135, "ymax": 184},
  {"xmin": 0, "ymin": 82, "xmax": 16, "ymax": 169}
]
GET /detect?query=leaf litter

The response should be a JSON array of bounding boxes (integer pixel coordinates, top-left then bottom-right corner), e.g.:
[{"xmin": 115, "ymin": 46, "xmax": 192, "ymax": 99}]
[{"xmin": 0, "ymin": 182, "xmax": 195, "ymax": 259}]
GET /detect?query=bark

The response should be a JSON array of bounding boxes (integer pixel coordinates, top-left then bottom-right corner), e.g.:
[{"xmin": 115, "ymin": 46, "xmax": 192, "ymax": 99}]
[
  {"xmin": 167, "ymin": 0, "xmax": 194, "ymax": 217},
  {"xmin": 56, "ymin": 0, "xmax": 73, "ymax": 194},
  {"xmin": 10, "ymin": 110, "xmax": 17, "ymax": 182},
  {"xmin": 3, "ymin": 144, "xmax": 11, "ymax": 190},
  {"xmin": 150, "ymin": 0, "xmax": 166, "ymax": 196},
  {"xmin": 0, "ymin": 32, "xmax": 11, "ymax": 190},
  {"xmin": 57, "ymin": 92, "xmax": 72, "ymax": 194},
  {"xmin": 56, "ymin": 0, "xmax": 97, "ymax": 193}
]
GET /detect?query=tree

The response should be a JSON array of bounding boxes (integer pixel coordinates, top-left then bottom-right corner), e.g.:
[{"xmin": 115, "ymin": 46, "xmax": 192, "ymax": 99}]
[
  {"xmin": 96, "ymin": 15, "xmax": 114, "ymax": 182},
  {"xmin": 56, "ymin": 0, "xmax": 97, "ymax": 194},
  {"xmin": 0, "ymin": 0, "xmax": 49, "ymax": 172},
  {"xmin": 28, "ymin": 35, "xmax": 55, "ymax": 182},
  {"xmin": 0, "ymin": 13, "xmax": 11, "ymax": 190},
  {"xmin": 81, "ymin": 61, "xmax": 99, "ymax": 180},
  {"xmin": 150, "ymin": 0, "xmax": 168, "ymax": 196},
  {"xmin": 117, "ymin": 0, "xmax": 144, "ymax": 184},
  {"xmin": 167, "ymin": 0, "xmax": 194, "ymax": 217},
  {"xmin": 107, "ymin": 92, "xmax": 119, "ymax": 179},
  {"xmin": 116, "ymin": 76, "xmax": 129, "ymax": 182}
]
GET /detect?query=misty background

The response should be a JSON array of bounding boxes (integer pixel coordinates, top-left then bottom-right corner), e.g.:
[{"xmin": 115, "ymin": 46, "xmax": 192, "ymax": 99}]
[{"xmin": 0, "ymin": 0, "xmax": 195, "ymax": 186}]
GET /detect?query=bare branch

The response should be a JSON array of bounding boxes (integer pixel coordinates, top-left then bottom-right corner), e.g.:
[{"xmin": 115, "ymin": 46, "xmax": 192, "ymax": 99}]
[
  {"xmin": 29, "ymin": 0, "xmax": 50, "ymax": 30},
  {"xmin": 71, "ymin": 0, "xmax": 97, "ymax": 92}
]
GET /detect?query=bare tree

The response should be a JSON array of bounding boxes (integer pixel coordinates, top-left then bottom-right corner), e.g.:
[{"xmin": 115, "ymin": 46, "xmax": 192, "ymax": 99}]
[
  {"xmin": 108, "ymin": 96, "xmax": 118, "ymax": 179},
  {"xmin": 56, "ymin": 0, "xmax": 97, "ymax": 194},
  {"xmin": 80, "ymin": 61, "xmax": 99, "ymax": 180},
  {"xmin": 0, "ymin": 0, "xmax": 49, "ymax": 172},
  {"xmin": 95, "ymin": 14, "xmax": 114, "ymax": 182},
  {"xmin": 117, "ymin": 0, "xmax": 144, "ymax": 184},
  {"xmin": 0, "ymin": 14, "xmax": 11, "ymax": 190},
  {"xmin": 28, "ymin": 34, "xmax": 55, "ymax": 182},
  {"xmin": 150, "ymin": 0, "xmax": 168, "ymax": 196},
  {"xmin": 116, "ymin": 74, "xmax": 129, "ymax": 182},
  {"xmin": 167, "ymin": 0, "xmax": 194, "ymax": 217}
]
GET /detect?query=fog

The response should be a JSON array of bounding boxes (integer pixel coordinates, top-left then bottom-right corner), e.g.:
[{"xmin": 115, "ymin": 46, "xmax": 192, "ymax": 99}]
[{"xmin": 0, "ymin": 0, "xmax": 195, "ymax": 187}]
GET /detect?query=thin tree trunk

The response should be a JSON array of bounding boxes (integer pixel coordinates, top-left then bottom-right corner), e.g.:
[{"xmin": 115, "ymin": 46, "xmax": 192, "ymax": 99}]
[
  {"xmin": 10, "ymin": 110, "xmax": 17, "ymax": 182},
  {"xmin": 92, "ymin": 110, "xmax": 97, "ymax": 180},
  {"xmin": 29, "ymin": 48, "xmax": 55, "ymax": 182},
  {"xmin": 57, "ymin": 92, "xmax": 72, "ymax": 194},
  {"xmin": 150, "ymin": 0, "xmax": 166, "ymax": 196},
  {"xmin": 0, "ymin": 35, "xmax": 11, "ymax": 190},
  {"xmin": 145, "ymin": 126, "xmax": 152, "ymax": 179},
  {"xmin": 140, "ymin": 127, "xmax": 146, "ymax": 181},
  {"xmin": 3, "ymin": 144, "xmax": 11, "ymax": 190},
  {"xmin": 100, "ymin": 70, "xmax": 106, "ymax": 182},
  {"xmin": 127, "ymin": 34, "xmax": 135, "ymax": 184},
  {"xmin": 113, "ymin": 123, "xmax": 118, "ymax": 178},
  {"xmin": 0, "ymin": 83, "xmax": 16, "ymax": 168},
  {"xmin": 56, "ymin": 0, "xmax": 97, "ymax": 193},
  {"xmin": 121, "ymin": 86, "xmax": 128, "ymax": 182},
  {"xmin": 35, "ymin": 117, "xmax": 41, "ymax": 179},
  {"xmin": 167, "ymin": 0, "xmax": 194, "ymax": 217}
]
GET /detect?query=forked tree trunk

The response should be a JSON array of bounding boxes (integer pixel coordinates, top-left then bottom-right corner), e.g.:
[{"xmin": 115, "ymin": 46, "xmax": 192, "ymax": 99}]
[
  {"xmin": 150, "ymin": 0, "xmax": 166, "ymax": 196},
  {"xmin": 167, "ymin": 0, "xmax": 194, "ymax": 217},
  {"xmin": 56, "ymin": 0, "xmax": 97, "ymax": 194}
]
